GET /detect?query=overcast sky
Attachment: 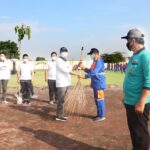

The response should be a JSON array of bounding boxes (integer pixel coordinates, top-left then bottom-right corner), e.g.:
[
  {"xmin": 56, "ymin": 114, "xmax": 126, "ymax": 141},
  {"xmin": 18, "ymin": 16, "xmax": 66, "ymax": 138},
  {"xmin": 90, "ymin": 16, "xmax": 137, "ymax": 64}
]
[{"xmin": 0, "ymin": 0, "xmax": 150, "ymax": 60}]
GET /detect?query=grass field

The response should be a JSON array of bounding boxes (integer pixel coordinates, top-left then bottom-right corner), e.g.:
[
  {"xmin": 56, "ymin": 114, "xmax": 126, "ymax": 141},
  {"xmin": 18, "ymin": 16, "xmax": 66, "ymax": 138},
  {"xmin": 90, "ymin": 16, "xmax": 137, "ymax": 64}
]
[{"xmin": 8, "ymin": 70, "xmax": 125, "ymax": 87}]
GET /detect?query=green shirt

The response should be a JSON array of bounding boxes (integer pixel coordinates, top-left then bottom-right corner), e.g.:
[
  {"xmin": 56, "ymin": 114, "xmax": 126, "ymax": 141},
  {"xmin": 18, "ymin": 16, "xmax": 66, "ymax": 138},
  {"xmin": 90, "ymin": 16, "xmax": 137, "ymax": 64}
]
[{"xmin": 123, "ymin": 48, "xmax": 150, "ymax": 105}]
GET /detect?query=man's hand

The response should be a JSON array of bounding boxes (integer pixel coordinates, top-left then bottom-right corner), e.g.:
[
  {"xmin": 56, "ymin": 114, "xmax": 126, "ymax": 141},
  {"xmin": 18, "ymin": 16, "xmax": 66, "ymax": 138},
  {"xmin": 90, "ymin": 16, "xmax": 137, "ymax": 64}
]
[
  {"xmin": 78, "ymin": 62, "xmax": 85, "ymax": 70},
  {"xmin": 135, "ymin": 101, "xmax": 145, "ymax": 114},
  {"xmin": 78, "ymin": 75, "xmax": 85, "ymax": 79}
]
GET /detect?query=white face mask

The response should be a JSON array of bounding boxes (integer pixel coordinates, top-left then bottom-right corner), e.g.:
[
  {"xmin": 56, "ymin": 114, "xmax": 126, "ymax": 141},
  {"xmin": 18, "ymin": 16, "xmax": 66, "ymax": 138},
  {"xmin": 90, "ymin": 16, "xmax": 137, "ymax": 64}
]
[
  {"xmin": 51, "ymin": 56, "xmax": 57, "ymax": 61},
  {"xmin": 1, "ymin": 56, "xmax": 6, "ymax": 61},
  {"xmin": 23, "ymin": 58, "xmax": 28, "ymax": 63},
  {"xmin": 60, "ymin": 52, "xmax": 68, "ymax": 59}
]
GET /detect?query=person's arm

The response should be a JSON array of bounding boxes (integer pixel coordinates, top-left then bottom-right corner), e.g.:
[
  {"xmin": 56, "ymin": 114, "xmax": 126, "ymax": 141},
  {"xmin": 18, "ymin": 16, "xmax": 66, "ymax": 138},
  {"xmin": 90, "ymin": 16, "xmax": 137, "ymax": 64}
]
[
  {"xmin": 135, "ymin": 53, "xmax": 150, "ymax": 113},
  {"xmin": 135, "ymin": 90, "xmax": 150, "ymax": 113},
  {"xmin": 78, "ymin": 62, "xmax": 90, "ymax": 73},
  {"xmin": 31, "ymin": 70, "xmax": 34, "ymax": 82},
  {"xmin": 45, "ymin": 69, "xmax": 48, "ymax": 82},
  {"xmin": 56, "ymin": 60, "xmax": 72, "ymax": 74},
  {"xmin": 85, "ymin": 60, "xmax": 103, "ymax": 79}
]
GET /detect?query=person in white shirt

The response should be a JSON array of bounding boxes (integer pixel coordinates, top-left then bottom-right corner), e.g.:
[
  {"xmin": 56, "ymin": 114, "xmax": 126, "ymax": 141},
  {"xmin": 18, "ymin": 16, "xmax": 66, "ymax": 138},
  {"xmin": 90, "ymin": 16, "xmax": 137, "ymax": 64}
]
[
  {"xmin": 56, "ymin": 47, "xmax": 72, "ymax": 121},
  {"xmin": 17, "ymin": 54, "xmax": 34, "ymax": 104},
  {"xmin": 45, "ymin": 52, "xmax": 57, "ymax": 104},
  {"xmin": 0, "ymin": 52, "xmax": 11, "ymax": 104}
]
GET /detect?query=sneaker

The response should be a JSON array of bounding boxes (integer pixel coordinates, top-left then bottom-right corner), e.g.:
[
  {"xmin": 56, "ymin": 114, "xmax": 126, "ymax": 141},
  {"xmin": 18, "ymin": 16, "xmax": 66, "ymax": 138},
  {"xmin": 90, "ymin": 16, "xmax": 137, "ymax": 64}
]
[
  {"xmin": 49, "ymin": 101, "xmax": 54, "ymax": 105},
  {"xmin": 26, "ymin": 100, "xmax": 31, "ymax": 104},
  {"xmin": 93, "ymin": 117, "xmax": 106, "ymax": 122},
  {"xmin": 92, "ymin": 115, "xmax": 98, "ymax": 119},
  {"xmin": 56, "ymin": 117, "xmax": 67, "ymax": 122},
  {"xmin": 62, "ymin": 115, "xmax": 69, "ymax": 119},
  {"xmin": 30, "ymin": 94, "xmax": 38, "ymax": 99},
  {"xmin": 53, "ymin": 101, "xmax": 58, "ymax": 104},
  {"xmin": 1, "ymin": 100, "xmax": 8, "ymax": 104}
]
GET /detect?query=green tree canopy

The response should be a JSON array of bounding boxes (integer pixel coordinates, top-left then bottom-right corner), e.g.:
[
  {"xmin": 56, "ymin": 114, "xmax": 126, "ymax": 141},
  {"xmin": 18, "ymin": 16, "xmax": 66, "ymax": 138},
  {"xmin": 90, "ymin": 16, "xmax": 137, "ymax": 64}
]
[
  {"xmin": 0, "ymin": 40, "xmax": 19, "ymax": 59},
  {"xmin": 102, "ymin": 51, "xmax": 125, "ymax": 63},
  {"xmin": 36, "ymin": 57, "xmax": 46, "ymax": 61},
  {"xmin": 14, "ymin": 24, "xmax": 31, "ymax": 59}
]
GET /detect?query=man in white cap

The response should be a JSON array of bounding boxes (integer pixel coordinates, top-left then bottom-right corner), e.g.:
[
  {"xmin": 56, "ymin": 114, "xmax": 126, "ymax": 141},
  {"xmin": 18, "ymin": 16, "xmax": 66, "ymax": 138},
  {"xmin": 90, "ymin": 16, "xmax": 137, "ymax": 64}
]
[{"xmin": 122, "ymin": 28, "xmax": 150, "ymax": 150}]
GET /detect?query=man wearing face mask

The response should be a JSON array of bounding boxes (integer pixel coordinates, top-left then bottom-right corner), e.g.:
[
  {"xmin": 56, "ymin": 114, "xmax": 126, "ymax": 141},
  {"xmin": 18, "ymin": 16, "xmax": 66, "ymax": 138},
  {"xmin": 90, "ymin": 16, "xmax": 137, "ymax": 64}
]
[
  {"xmin": 17, "ymin": 54, "xmax": 34, "ymax": 104},
  {"xmin": 78, "ymin": 48, "xmax": 106, "ymax": 121},
  {"xmin": 45, "ymin": 52, "xmax": 57, "ymax": 104},
  {"xmin": 55, "ymin": 47, "xmax": 72, "ymax": 121},
  {"xmin": 0, "ymin": 52, "xmax": 11, "ymax": 104},
  {"xmin": 121, "ymin": 28, "xmax": 150, "ymax": 150}
]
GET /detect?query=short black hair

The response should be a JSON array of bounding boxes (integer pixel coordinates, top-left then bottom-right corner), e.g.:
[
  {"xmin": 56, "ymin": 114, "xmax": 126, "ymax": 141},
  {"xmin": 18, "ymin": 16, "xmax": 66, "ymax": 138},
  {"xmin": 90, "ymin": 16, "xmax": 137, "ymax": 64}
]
[
  {"xmin": 51, "ymin": 52, "xmax": 57, "ymax": 56},
  {"xmin": 22, "ymin": 54, "xmax": 29, "ymax": 58},
  {"xmin": 60, "ymin": 47, "xmax": 68, "ymax": 53}
]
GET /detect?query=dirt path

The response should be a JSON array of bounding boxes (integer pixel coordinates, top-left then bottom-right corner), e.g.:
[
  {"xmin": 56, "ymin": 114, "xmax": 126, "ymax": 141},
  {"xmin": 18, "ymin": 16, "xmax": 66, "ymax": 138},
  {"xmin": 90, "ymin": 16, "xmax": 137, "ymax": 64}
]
[{"xmin": 0, "ymin": 87, "xmax": 147, "ymax": 150}]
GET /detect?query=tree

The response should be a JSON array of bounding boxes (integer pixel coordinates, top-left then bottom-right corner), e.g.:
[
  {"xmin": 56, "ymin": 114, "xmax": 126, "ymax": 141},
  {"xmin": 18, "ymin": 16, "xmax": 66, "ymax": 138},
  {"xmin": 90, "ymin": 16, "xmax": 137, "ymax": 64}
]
[
  {"xmin": 36, "ymin": 57, "xmax": 46, "ymax": 61},
  {"xmin": 102, "ymin": 51, "xmax": 125, "ymax": 63},
  {"xmin": 14, "ymin": 24, "xmax": 31, "ymax": 58},
  {"xmin": 0, "ymin": 40, "xmax": 19, "ymax": 58}
]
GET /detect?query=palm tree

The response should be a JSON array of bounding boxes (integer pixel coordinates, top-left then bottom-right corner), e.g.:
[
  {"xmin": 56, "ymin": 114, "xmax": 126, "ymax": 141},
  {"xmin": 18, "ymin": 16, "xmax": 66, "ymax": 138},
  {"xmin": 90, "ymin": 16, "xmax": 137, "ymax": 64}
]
[{"xmin": 14, "ymin": 24, "xmax": 31, "ymax": 58}]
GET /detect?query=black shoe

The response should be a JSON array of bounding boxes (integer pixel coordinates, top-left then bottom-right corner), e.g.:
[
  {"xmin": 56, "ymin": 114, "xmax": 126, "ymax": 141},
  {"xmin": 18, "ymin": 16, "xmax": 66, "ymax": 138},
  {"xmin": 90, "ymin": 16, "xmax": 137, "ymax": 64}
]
[
  {"xmin": 26, "ymin": 100, "xmax": 31, "ymax": 104},
  {"xmin": 56, "ymin": 117, "xmax": 67, "ymax": 121},
  {"xmin": 92, "ymin": 115, "xmax": 98, "ymax": 119}
]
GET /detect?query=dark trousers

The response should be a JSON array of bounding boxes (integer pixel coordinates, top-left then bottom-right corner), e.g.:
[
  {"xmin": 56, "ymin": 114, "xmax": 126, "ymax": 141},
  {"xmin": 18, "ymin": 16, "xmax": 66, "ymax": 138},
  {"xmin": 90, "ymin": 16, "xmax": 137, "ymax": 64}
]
[
  {"xmin": 29, "ymin": 81, "xmax": 34, "ymax": 95},
  {"xmin": 20, "ymin": 80, "xmax": 32, "ymax": 100},
  {"xmin": 125, "ymin": 104, "xmax": 150, "ymax": 150},
  {"xmin": 0, "ymin": 80, "xmax": 8, "ymax": 100},
  {"xmin": 48, "ymin": 80, "xmax": 57, "ymax": 102},
  {"xmin": 56, "ymin": 87, "xmax": 68, "ymax": 117}
]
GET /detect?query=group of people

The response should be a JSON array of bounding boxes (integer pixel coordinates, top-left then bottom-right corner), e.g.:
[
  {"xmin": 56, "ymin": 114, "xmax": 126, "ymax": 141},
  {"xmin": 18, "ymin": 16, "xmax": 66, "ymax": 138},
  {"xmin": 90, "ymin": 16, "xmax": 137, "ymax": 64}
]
[
  {"xmin": 0, "ymin": 28, "xmax": 150, "ymax": 149},
  {"xmin": 106, "ymin": 63, "xmax": 127, "ymax": 73}
]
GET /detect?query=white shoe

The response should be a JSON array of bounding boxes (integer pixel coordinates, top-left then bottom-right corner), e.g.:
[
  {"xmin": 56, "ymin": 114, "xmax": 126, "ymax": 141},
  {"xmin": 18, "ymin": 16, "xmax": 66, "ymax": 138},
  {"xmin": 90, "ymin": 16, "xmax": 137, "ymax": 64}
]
[
  {"xmin": 93, "ymin": 117, "xmax": 106, "ymax": 122},
  {"xmin": 2, "ymin": 100, "xmax": 8, "ymax": 104},
  {"xmin": 49, "ymin": 101, "xmax": 54, "ymax": 105},
  {"xmin": 30, "ymin": 94, "xmax": 38, "ymax": 99}
]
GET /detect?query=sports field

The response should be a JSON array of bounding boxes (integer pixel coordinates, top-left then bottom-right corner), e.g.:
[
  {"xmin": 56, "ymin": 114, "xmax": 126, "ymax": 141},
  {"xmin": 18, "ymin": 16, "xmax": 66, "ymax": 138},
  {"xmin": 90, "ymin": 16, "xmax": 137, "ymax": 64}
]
[{"xmin": 8, "ymin": 70, "xmax": 124, "ymax": 87}]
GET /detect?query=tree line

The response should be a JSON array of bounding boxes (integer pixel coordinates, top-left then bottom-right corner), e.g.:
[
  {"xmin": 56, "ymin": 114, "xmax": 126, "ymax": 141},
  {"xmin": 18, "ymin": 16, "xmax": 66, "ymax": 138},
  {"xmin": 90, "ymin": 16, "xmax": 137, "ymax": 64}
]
[{"xmin": 0, "ymin": 40, "xmax": 126, "ymax": 62}]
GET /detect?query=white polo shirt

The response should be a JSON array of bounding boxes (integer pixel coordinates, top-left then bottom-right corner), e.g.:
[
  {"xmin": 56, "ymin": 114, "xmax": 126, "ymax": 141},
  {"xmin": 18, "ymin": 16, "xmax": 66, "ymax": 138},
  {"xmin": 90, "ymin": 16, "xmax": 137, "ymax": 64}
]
[
  {"xmin": 56, "ymin": 57, "xmax": 72, "ymax": 87},
  {"xmin": 18, "ymin": 61, "xmax": 34, "ymax": 80},
  {"xmin": 45, "ymin": 61, "xmax": 56, "ymax": 80},
  {"xmin": 0, "ymin": 59, "xmax": 11, "ymax": 80}
]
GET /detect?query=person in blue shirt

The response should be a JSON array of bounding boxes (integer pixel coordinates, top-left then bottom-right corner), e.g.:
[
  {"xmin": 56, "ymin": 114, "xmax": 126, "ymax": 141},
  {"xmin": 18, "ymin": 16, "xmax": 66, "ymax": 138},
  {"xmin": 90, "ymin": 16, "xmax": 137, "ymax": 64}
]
[
  {"xmin": 122, "ymin": 28, "xmax": 150, "ymax": 150},
  {"xmin": 79, "ymin": 48, "xmax": 106, "ymax": 121}
]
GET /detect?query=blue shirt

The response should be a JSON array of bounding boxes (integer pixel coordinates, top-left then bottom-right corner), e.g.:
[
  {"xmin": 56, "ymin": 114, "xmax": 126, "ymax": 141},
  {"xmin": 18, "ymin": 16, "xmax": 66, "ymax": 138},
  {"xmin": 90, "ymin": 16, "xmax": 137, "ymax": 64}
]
[
  {"xmin": 84, "ymin": 57, "xmax": 106, "ymax": 90},
  {"xmin": 123, "ymin": 48, "xmax": 150, "ymax": 105}
]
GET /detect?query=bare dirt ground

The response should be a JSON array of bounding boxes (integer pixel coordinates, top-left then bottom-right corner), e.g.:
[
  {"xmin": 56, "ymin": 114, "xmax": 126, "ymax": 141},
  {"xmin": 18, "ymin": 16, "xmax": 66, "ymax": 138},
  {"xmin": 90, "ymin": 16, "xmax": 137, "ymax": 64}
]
[{"xmin": 0, "ymin": 86, "xmax": 148, "ymax": 150}]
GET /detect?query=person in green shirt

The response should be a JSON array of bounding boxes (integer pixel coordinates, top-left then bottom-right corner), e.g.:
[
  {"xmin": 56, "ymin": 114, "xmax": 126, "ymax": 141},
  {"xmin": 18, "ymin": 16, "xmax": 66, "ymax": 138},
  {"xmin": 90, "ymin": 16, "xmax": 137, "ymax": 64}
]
[{"xmin": 122, "ymin": 28, "xmax": 150, "ymax": 150}]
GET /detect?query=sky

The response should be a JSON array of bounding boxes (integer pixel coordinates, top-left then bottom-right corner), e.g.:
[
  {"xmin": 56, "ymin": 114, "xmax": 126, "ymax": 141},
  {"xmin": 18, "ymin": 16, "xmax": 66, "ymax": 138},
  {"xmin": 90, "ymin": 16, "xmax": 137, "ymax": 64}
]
[{"xmin": 0, "ymin": 0, "xmax": 150, "ymax": 60}]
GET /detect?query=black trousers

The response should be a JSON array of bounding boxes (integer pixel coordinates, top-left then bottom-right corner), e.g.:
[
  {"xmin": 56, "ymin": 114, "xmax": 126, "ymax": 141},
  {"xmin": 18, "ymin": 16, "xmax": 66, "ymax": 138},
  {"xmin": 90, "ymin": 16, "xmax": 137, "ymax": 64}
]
[
  {"xmin": 48, "ymin": 80, "xmax": 57, "ymax": 102},
  {"xmin": 56, "ymin": 87, "xmax": 68, "ymax": 117},
  {"xmin": 0, "ymin": 80, "xmax": 8, "ymax": 100},
  {"xmin": 125, "ymin": 103, "xmax": 150, "ymax": 150},
  {"xmin": 20, "ymin": 80, "xmax": 32, "ymax": 100}
]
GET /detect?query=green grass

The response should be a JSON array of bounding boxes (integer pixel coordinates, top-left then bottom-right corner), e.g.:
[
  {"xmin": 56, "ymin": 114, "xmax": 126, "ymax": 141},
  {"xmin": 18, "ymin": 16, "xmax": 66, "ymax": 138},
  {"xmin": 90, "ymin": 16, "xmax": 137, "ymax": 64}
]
[{"xmin": 8, "ymin": 70, "xmax": 125, "ymax": 87}]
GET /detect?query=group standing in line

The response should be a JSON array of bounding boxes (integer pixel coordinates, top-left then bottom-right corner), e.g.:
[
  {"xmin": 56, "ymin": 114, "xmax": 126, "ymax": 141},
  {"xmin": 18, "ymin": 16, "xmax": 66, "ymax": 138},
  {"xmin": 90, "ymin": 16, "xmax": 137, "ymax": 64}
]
[{"xmin": 0, "ymin": 28, "xmax": 150, "ymax": 150}]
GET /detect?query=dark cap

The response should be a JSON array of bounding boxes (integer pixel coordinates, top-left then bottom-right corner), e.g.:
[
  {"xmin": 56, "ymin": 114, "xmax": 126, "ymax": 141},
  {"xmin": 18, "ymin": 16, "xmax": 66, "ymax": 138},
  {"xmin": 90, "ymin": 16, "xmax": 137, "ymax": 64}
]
[
  {"xmin": 87, "ymin": 48, "xmax": 99, "ymax": 55},
  {"xmin": 121, "ymin": 28, "xmax": 144, "ymax": 39},
  {"xmin": 60, "ymin": 47, "xmax": 68, "ymax": 53}
]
